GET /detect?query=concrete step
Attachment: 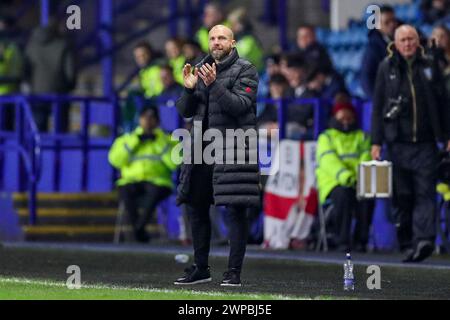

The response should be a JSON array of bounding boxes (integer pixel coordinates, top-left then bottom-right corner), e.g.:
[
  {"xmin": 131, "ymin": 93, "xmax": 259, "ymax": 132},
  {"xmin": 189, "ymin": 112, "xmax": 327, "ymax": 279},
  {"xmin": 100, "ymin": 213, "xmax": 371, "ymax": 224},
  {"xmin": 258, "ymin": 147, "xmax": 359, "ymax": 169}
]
[
  {"xmin": 12, "ymin": 192, "xmax": 163, "ymax": 242},
  {"xmin": 22, "ymin": 224, "xmax": 163, "ymax": 242},
  {"xmin": 13, "ymin": 192, "xmax": 118, "ymax": 209}
]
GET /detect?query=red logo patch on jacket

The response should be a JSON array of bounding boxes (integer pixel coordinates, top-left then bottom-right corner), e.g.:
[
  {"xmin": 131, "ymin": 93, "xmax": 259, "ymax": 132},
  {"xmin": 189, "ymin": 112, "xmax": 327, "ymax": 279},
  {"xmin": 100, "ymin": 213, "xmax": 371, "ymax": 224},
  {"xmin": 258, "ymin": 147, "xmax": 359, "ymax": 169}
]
[{"xmin": 245, "ymin": 87, "xmax": 252, "ymax": 93}]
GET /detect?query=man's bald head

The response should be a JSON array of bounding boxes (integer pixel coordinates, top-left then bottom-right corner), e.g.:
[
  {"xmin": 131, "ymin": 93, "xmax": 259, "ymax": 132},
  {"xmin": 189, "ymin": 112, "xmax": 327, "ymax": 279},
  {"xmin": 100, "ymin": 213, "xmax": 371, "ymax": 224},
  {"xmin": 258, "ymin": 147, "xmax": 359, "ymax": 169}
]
[
  {"xmin": 209, "ymin": 25, "xmax": 236, "ymax": 62},
  {"xmin": 209, "ymin": 25, "xmax": 234, "ymax": 40},
  {"xmin": 394, "ymin": 25, "xmax": 420, "ymax": 59},
  {"xmin": 394, "ymin": 25, "xmax": 419, "ymax": 41}
]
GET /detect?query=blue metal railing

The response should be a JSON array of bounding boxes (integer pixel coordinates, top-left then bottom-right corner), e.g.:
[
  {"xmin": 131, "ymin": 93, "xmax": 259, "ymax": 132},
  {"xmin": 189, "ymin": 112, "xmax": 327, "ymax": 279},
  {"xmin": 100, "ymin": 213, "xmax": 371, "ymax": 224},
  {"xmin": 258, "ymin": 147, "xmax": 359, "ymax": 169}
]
[
  {"xmin": 0, "ymin": 94, "xmax": 120, "ymax": 224},
  {"xmin": 26, "ymin": 95, "xmax": 120, "ymax": 193},
  {"xmin": 0, "ymin": 96, "xmax": 41, "ymax": 225}
]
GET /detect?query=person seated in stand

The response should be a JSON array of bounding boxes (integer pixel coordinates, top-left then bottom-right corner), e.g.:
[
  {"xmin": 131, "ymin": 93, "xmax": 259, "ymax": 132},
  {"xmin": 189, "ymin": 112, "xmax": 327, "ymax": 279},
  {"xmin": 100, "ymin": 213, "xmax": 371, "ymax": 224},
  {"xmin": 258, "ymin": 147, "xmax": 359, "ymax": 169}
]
[
  {"xmin": 134, "ymin": 41, "xmax": 164, "ymax": 98},
  {"xmin": 256, "ymin": 73, "xmax": 289, "ymax": 135},
  {"xmin": 159, "ymin": 64, "xmax": 183, "ymax": 100},
  {"xmin": 295, "ymin": 24, "xmax": 333, "ymax": 73},
  {"xmin": 109, "ymin": 106, "xmax": 179, "ymax": 242},
  {"xmin": 195, "ymin": 1, "xmax": 228, "ymax": 53},
  {"xmin": 228, "ymin": 7, "xmax": 264, "ymax": 72},
  {"xmin": 283, "ymin": 55, "xmax": 320, "ymax": 140},
  {"xmin": 182, "ymin": 40, "xmax": 204, "ymax": 66},
  {"xmin": 420, "ymin": 0, "xmax": 450, "ymax": 25},
  {"xmin": 122, "ymin": 42, "xmax": 164, "ymax": 131},
  {"xmin": 315, "ymin": 102, "xmax": 374, "ymax": 252},
  {"xmin": 164, "ymin": 38, "xmax": 186, "ymax": 85},
  {"xmin": 257, "ymin": 54, "xmax": 281, "ymax": 109},
  {"xmin": 306, "ymin": 65, "xmax": 347, "ymax": 102},
  {"xmin": 429, "ymin": 25, "xmax": 450, "ymax": 94}
]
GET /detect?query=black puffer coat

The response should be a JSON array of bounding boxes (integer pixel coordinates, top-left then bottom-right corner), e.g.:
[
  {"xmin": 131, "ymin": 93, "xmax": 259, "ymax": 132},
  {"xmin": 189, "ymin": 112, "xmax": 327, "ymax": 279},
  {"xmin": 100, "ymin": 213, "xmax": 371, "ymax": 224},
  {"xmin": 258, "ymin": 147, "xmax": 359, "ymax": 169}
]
[{"xmin": 175, "ymin": 48, "xmax": 261, "ymax": 208}]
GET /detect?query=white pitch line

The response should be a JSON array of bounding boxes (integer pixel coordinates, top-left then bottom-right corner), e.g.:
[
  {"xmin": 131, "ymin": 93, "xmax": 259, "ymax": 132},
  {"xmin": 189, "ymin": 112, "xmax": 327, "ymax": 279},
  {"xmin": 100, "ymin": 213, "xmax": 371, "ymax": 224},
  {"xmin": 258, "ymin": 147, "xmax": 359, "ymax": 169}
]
[{"xmin": 0, "ymin": 277, "xmax": 297, "ymax": 300}]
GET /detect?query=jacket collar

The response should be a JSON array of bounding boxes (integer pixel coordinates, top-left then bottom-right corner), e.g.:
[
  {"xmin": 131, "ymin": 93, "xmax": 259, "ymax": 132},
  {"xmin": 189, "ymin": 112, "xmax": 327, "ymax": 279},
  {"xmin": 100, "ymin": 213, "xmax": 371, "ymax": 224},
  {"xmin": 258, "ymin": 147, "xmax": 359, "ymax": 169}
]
[
  {"xmin": 133, "ymin": 126, "xmax": 162, "ymax": 136},
  {"xmin": 196, "ymin": 48, "xmax": 240, "ymax": 72},
  {"xmin": 387, "ymin": 42, "xmax": 427, "ymax": 67},
  {"xmin": 329, "ymin": 118, "xmax": 359, "ymax": 134}
]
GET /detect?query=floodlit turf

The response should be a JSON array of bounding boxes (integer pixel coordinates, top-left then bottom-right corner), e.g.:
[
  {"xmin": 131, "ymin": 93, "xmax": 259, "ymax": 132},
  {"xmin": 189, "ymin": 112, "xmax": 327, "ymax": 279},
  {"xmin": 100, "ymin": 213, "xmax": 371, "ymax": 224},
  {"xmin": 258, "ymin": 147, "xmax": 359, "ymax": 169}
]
[
  {"xmin": 0, "ymin": 277, "xmax": 302, "ymax": 300},
  {"xmin": 1, "ymin": 244, "xmax": 450, "ymax": 300}
]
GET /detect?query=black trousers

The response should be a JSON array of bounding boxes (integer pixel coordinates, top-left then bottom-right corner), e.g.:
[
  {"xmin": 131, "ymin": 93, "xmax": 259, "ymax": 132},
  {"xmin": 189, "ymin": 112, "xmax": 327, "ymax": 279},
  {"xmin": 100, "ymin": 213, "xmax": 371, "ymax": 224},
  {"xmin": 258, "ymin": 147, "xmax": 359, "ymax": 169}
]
[
  {"xmin": 186, "ymin": 164, "xmax": 249, "ymax": 272},
  {"xmin": 387, "ymin": 142, "xmax": 438, "ymax": 249},
  {"xmin": 119, "ymin": 182, "xmax": 172, "ymax": 235},
  {"xmin": 328, "ymin": 186, "xmax": 374, "ymax": 248}
]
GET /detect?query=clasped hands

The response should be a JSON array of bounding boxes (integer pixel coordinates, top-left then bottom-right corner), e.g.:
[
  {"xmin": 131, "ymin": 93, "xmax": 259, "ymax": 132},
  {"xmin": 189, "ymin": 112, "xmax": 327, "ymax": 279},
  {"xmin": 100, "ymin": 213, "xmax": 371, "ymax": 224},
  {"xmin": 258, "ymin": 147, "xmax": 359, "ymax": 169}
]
[{"xmin": 182, "ymin": 63, "xmax": 217, "ymax": 88}]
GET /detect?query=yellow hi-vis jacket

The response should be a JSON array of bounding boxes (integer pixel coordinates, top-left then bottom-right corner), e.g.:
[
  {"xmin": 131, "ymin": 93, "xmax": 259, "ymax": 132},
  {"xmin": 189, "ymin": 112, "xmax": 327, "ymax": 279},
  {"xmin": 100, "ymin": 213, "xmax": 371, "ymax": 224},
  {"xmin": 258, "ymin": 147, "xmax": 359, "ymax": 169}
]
[
  {"xmin": 315, "ymin": 128, "xmax": 372, "ymax": 203},
  {"xmin": 108, "ymin": 127, "xmax": 180, "ymax": 188}
]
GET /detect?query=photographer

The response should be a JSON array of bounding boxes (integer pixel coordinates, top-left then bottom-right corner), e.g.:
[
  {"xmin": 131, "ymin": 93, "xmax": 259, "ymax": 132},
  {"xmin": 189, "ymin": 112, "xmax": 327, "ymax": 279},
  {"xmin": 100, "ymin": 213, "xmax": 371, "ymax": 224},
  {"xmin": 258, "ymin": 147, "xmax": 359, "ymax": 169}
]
[{"xmin": 371, "ymin": 25, "xmax": 450, "ymax": 262}]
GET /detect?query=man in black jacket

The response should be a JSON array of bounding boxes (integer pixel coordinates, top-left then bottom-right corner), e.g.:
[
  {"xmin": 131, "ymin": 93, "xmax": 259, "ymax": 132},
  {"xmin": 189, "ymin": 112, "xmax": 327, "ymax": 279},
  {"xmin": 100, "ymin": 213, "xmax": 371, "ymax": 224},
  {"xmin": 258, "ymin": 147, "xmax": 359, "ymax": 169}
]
[
  {"xmin": 360, "ymin": 5, "xmax": 398, "ymax": 99},
  {"xmin": 174, "ymin": 25, "xmax": 259, "ymax": 286},
  {"xmin": 371, "ymin": 25, "xmax": 450, "ymax": 262}
]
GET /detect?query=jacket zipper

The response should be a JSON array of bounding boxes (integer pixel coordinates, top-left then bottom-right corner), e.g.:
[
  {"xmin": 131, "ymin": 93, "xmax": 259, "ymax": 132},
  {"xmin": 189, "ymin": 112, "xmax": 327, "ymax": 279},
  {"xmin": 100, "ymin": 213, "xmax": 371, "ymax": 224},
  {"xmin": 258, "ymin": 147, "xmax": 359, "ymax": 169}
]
[{"xmin": 407, "ymin": 63, "xmax": 417, "ymax": 142}]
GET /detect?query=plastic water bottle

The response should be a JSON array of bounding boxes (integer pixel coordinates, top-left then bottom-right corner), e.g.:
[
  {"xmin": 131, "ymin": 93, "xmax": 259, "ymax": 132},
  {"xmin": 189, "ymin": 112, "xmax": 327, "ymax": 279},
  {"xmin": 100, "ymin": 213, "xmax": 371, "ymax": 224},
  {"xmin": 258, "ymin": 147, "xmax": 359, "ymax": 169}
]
[
  {"xmin": 343, "ymin": 253, "xmax": 355, "ymax": 291},
  {"xmin": 175, "ymin": 254, "xmax": 189, "ymax": 264}
]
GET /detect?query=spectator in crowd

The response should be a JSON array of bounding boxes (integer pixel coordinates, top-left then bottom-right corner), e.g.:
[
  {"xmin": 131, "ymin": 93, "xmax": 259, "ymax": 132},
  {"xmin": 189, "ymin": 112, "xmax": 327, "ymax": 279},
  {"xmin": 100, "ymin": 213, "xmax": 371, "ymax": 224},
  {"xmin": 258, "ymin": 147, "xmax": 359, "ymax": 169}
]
[
  {"xmin": 284, "ymin": 55, "xmax": 319, "ymax": 140},
  {"xmin": 257, "ymin": 73, "xmax": 288, "ymax": 132},
  {"xmin": 315, "ymin": 102, "xmax": 373, "ymax": 252},
  {"xmin": 258, "ymin": 68, "xmax": 330, "ymax": 141},
  {"xmin": 371, "ymin": 25, "xmax": 450, "ymax": 262},
  {"xmin": 165, "ymin": 38, "xmax": 186, "ymax": 85},
  {"xmin": 195, "ymin": 2, "xmax": 228, "ymax": 53},
  {"xmin": 361, "ymin": 5, "xmax": 398, "ymax": 99},
  {"xmin": 122, "ymin": 41, "xmax": 163, "ymax": 132},
  {"xmin": 0, "ymin": 15, "xmax": 22, "ymax": 95},
  {"xmin": 429, "ymin": 25, "xmax": 450, "ymax": 93},
  {"xmin": 182, "ymin": 40, "xmax": 204, "ymax": 66},
  {"xmin": 278, "ymin": 53, "xmax": 290, "ymax": 77},
  {"xmin": 157, "ymin": 65, "xmax": 183, "ymax": 116},
  {"xmin": 25, "ymin": 21, "xmax": 76, "ymax": 132},
  {"xmin": 258, "ymin": 54, "xmax": 281, "ymax": 103},
  {"xmin": 228, "ymin": 7, "xmax": 264, "ymax": 72},
  {"xmin": 265, "ymin": 54, "xmax": 281, "ymax": 77},
  {"xmin": 133, "ymin": 41, "xmax": 164, "ymax": 99},
  {"xmin": 283, "ymin": 54, "xmax": 307, "ymax": 97},
  {"xmin": 0, "ymin": 15, "xmax": 23, "ymax": 131},
  {"xmin": 306, "ymin": 65, "xmax": 347, "ymax": 101},
  {"xmin": 295, "ymin": 25, "xmax": 333, "ymax": 73},
  {"xmin": 159, "ymin": 64, "xmax": 183, "ymax": 100},
  {"xmin": 108, "ymin": 106, "xmax": 179, "ymax": 243},
  {"xmin": 420, "ymin": 0, "xmax": 450, "ymax": 24}
]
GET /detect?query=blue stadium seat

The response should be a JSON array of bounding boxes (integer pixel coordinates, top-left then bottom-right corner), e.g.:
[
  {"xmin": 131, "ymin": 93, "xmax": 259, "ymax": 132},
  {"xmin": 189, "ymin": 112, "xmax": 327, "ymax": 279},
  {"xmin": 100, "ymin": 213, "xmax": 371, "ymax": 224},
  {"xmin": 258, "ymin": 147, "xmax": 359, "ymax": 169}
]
[{"xmin": 316, "ymin": 28, "xmax": 329, "ymax": 43}]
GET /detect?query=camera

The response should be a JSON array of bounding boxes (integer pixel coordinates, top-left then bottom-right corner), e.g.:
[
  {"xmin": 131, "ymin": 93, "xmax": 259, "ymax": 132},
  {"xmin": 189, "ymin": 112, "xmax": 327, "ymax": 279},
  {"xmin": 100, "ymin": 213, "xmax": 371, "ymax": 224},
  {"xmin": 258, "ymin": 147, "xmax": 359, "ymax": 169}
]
[{"xmin": 384, "ymin": 96, "xmax": 406, "ymax": 121}]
